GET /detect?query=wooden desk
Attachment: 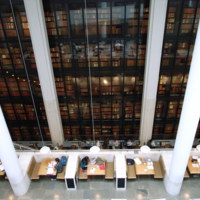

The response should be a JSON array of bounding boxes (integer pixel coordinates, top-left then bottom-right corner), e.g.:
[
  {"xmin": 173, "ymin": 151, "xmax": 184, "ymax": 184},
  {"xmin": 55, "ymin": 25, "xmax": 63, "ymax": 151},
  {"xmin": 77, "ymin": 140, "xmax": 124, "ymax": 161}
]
[
  {"xmin": 38, "ymin": 158, "xmax": 57, "ymax": 176},
  {"xmin": 135, "ymin": 158, "xmax": 154, "ymax": 175},
  {"xmin": 87, "ymin": 161, "xmax": 105, "ymax": 176},
  {"xmin": 188, "ymin": 156, "xmax": 200, "ymax": 174},
  {"xmin": 0, "ymin": 171, "xmax": 5, "ymax": 176}
]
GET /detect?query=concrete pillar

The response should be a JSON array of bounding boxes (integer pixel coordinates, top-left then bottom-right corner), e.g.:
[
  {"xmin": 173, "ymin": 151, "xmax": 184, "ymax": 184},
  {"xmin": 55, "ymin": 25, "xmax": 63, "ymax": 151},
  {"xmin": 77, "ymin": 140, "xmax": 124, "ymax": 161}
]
[
  {"xmin": 139, "ymin": 0, "xmax": 168, "ymax": 144},
  {"xmin": 23, "ymin": 0, "xmax": 64, "ymax": 145},
  {"xmin": 164, "ymin": 21, "xmax": 200, "ymax": 196},
  {"xmin": 0, "ymin": 107, "xmax": 30, "ymax": 196}
]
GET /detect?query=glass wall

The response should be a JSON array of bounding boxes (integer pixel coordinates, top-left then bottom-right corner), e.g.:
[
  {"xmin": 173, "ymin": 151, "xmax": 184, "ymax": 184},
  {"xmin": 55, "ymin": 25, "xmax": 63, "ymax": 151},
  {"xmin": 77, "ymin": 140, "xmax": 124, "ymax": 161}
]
[
  {"xmin": 43, "ymin": 0, "xmax": 149, "ymax": 140},
  {"xmin": 153, "ymin": 0, "xmax": 200, "ymax": 139}
]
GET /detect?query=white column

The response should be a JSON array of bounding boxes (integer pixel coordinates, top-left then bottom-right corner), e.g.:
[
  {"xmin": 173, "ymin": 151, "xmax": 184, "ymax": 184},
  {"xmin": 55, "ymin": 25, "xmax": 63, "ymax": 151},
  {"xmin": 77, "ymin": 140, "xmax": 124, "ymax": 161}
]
[
  {"xmin": 164, "ymin": 21, "xmax": 200, "ymax": 196},
  {"xmin": 23, "ymin": 0, "xmax": 64, "ymax": 145},
  {"xmin": 139, "ymin": 0, "xmax": 168, "ymax": 144},
  {"xmin": 0, "ymin": 107, "xmax": 30, "ymax": 196}
]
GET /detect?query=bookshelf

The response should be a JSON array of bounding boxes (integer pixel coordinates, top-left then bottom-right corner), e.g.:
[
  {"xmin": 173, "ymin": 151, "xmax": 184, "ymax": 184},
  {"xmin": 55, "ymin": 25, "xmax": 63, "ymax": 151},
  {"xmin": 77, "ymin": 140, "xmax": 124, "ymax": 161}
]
[
  {"xmin": 1, "ymin": 14, "xmax": 17, "ymax": 37},
  {"xmin": 55, "ymin": 77, "xmax": 65, "ymax": 96},
  {"xmin": 112, "ymin": 102, "xmax": 120, "ymax": 119},
  {"xmin": 166, "ymin": 7, "xmax": 176, "ymax": 34},
  {"xmin": 45, "ymin": 11, "xmax": 57, "ymax": 35},
  {"xmin": 18, "ymin": 80, "xmax": 30, "ymax": 96},
  {"xmin": 181, "ymin": 8, "xmax": 195, "ymax": 34},
  {"xmin": 20, "ymin": 12, "xmax": 30, "ymax": 37},
  {"xmin": 51, "ymin": 46, "xmax": 61, "ymax": 68},
  {"xmin": 80, "ymin": 103, "xmax": 90, "ymax": 119},
  {"xmin": 65, "ymin": 76, "xmax": 75, "ymax": 96},
  {"xmin": 70, "ymin": 9, "xmax": 84, "ymax": 37},
  {"xmin": 125, "ymin": 102, "xmax": 133, "ymax": 119},
  {"xmin": 2, "ymin": 104, "xmax": 16, "ymax": 120},
  {"xmin": 0, "ymin": 78, "xmax": 9, "ymax": 96},
  {"xmin": 102, "ymin": 103, "xmax": 112, "ymax": 120},
  {"xmin": 7, "ymin": 78, "xmax": 20, "ymax": 96},
  {"xmin": 59, "ymin": 103, "xmax": 69, "ymax": 120},
  {"xmin": 93, "ymin": 103, "xmax": 101, "ymax": 120},
  {"xmin": 56, "ymin": 10, "xmax": 68, "ymax": 35}
]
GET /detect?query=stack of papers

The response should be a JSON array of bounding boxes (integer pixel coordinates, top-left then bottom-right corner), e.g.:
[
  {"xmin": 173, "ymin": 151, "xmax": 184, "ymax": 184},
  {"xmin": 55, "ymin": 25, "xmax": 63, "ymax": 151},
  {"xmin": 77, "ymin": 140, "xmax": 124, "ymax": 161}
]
[
  {"xmin": 0, "ymin": 164, "xmax": 5, "ymax": 172},
  {"xmin": 147, "ymin": 161, "xmax": 153, "ymax": 166},
  {"xmin": 192, "ymin": 155, "xmax": 198, "ymax": 159},
  {"xmin": 46, "ymin": 168, "xmax": 54, "ymax": 175},
  {"xmin": 192, "ymin": 163, "xmax": 199, "ymax": 168},
  {"xmin": 89, "ymin": 168, "xmax": 96, "ymax": 173},
  {"xmin": 134, "ymin": 158, "xmax": 142, "ymax": 165},
  {"xmin": 147, "ymin": 165, "xmax": 154, "ymax": 170}
]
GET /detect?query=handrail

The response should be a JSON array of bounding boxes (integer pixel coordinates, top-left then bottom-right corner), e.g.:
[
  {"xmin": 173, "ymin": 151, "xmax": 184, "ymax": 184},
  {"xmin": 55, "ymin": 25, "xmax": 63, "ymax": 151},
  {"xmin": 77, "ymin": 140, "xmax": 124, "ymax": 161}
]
[{"xmin": 13, "ymin": 142, "xmax": 36, "ymax": 151}]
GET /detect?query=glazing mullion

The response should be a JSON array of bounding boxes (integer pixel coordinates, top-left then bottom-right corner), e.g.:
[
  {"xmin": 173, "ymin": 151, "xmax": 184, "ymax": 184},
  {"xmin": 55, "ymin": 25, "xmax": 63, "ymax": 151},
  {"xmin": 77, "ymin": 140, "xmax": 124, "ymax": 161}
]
[
  {"xmin": 135, "ymin": 1, "xmax": 139, "ymax": 69},
  {"xmin": 96, "ymin": 4, "xmax": 103, "ymax": 136},
  {"xmin": 83, "ymin": 3, "xmax": 93, "ymax": 137}
]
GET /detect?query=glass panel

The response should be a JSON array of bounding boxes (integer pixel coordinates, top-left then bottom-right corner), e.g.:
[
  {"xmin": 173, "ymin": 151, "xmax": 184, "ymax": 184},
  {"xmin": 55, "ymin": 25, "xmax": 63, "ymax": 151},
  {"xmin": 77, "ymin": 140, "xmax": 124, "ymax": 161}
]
[
  {"xmin": 112, "ymin": 2, "xmax": 124, "ymax": 36},
  {"xmin": 98, "ymin": 2, "xmax": 110, "ymax": 38},
  {"xmin": 1, "ymin": 13, "xmax": 17, "ymax": 37},
  {"xmin": 158, "ymin": 75, "xmax": 171, "ymax": 95},
  {"xmin": 112, "ymin": 40, "xmax": 124, "ymax": 67},
  {"xmin": 69, "ymin": 3, "xmax": 84, "ymax": 37},
  {"xmin": 69, "ymin": 103, "xmax": 78, "ymax": 120},
  {"xmin": 60, "ymin": 43, "xmax": 72, "ymax": 68},
  {"xmin": 85, "ymin": 3, "xmax": 97, "ymax": 36},
  {"xmin": 93, "ymin": 103, "xmax": 101, "ymax": 119},
  {"xmin": 125, "ymin": 40, "xmax": 137, "ymax": 67},
  {"xmin": 0, "ymin": 78, "xmax": 9, "ymax": 96},
  {"xmin": 125, "ymin": 102, "xmax": 133, "ymax": 119},
  {"xmin": 60, "ymin": 103, "xmax": 69, "ymax": 120},
  {"xmin": 112, "ymin": 101, "xmax": 120, "ymax": 119},
  {"xmin": 2, "ymin": 104, "xmax": 16, "ymax": 120},
  {"xmin": 101, "ymin": 77, "xmax": 111, "ymax": 95},
  {"xmin": 112, "ymin": 76, "xmax": 120, "ymax": 95},
  {"xmin": 126, "ymin": 3, "xmax": 137, "ymax": 35},
  {"xmin": 99, "ymin": 40, "xmax": 111, "ymax": 67},
  {"xmin": 77, "ymin": 77, "xmax": 88, "ymax": 96},
  {"xmin": 102, "ymin": 102, "xmax": 111, "ymax": 119},
  {"xmin": 80, "ymin": 103, "xmax": 90, "ymax": 119},
  {"xmin": 166, "ymin": 7, "xmax": 177, "ymax": 34},
  {"xmin": 124, "ymin": 76, "xmax": 135, "ymax": 95}
]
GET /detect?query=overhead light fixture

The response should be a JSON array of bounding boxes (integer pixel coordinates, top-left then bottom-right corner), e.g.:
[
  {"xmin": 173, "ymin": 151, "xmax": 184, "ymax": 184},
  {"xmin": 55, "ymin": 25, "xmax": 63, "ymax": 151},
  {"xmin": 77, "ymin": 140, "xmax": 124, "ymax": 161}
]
[
  {"xmin": 40, "ymin": 146, "xmax": 51, "ymax": 154},
  {"xmin": 90, "ymin": 145, "xmax": 100, "ymax": 153},
  {"xmin": 103, "ymin": 79, "xmax": 108, "ymax": 85},
  {"xmin": 196, "ymin": 144, "xmax": 200, "ymax": 152},
  {"xmin": 140, "ymin": 145, "xmax": 151, "ymax": 153}
]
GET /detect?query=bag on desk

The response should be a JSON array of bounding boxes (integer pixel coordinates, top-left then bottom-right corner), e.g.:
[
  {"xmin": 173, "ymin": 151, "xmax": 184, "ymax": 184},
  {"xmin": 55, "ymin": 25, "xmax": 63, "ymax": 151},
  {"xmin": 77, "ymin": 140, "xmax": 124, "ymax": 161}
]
[
  {"xmin": 99, "ymin": 164, "xmax": 105, "ymax": 170},
  {"xmin": 127, "ymin": 158, "xmax": 134, "ymax": 165},
  {"xmin": 192, "ymin": 158, "xmax": 198, "ymax": 162},
  {"xmin": 61, "ymin": 156, "xmax": 67, "ymax": 166}
]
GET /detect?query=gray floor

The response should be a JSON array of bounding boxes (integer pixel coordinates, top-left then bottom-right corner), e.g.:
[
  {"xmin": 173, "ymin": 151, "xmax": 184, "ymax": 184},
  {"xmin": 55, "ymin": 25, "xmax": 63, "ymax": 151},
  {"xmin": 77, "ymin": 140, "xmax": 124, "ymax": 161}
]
[{"xmin": 0, "ymin": 177, "xmax": 200, "ymax": 200}]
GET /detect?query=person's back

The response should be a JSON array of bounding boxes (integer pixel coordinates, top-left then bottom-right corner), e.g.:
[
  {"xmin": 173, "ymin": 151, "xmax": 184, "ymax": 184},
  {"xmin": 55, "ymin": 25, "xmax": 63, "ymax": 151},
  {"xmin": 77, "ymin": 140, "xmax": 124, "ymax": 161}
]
[{"xmin": 54, "ymin": 159, "xmax": 63, "ymax": 173}]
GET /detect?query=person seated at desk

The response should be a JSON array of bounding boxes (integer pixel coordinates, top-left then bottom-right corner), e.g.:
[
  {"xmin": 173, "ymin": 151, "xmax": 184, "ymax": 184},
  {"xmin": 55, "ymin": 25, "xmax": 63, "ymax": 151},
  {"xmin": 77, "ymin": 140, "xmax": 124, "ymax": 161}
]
[
  {"xmin": 80, "ymin": 156, "xmax": 89, "ymax": 170},
  {"xmin": 147, "ymin": 139, "xmax": 161, "ymax": 148},
  {"xmin": 51, "ymin": 158, "xmax": 63, "ymax": 180},
  {"xmin": 54, "ymin": 158, "xmax": 63, "ymax": 173},
  {"xmin": 102, "ymin": 138, "xmax": 109, "ymax": 149},
  {"xmin": 126, "ymin": 139, "xmax": 134, "ymax": 149},
  {"xmin": 112, "ymin": 139, "xmax": 120, "ymax": 149}
]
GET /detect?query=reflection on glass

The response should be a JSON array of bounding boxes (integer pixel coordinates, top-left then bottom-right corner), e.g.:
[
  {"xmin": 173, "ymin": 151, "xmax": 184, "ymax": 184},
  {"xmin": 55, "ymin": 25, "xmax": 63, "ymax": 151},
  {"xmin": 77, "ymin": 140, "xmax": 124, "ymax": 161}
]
[
  {"xmin": 70, "ymin": 3, "xmax": 84, "ymax": 37},
  {"xmin": 98, "ymin": 2, "xmax": 110, "ymax": 38}
]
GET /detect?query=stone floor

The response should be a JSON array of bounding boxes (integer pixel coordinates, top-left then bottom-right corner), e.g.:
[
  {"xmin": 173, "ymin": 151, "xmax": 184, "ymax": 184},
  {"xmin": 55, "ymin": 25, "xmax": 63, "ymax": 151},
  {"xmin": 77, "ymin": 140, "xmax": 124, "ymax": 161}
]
[{"xmin": 0, "ymin": 176, "xmax": 200, "ymax": 200}]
